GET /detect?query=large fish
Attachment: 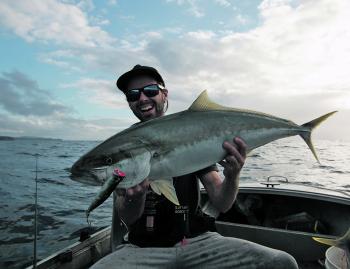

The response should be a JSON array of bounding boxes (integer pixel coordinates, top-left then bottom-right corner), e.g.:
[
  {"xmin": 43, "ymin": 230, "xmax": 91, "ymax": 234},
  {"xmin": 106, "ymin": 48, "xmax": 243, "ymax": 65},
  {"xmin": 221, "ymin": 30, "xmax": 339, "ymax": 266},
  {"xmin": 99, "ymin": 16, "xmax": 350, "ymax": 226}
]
[{"xmin": 71, "ymin": 90, "xmax": 336, "ymax": 213}]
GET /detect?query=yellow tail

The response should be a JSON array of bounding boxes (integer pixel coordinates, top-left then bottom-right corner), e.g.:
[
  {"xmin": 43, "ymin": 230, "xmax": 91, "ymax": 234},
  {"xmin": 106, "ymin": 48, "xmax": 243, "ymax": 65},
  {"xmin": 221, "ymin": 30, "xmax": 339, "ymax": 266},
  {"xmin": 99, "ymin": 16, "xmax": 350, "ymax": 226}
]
[{"xmin": 300, "ymin": 111, "xmax": 337, "ymax": 163}]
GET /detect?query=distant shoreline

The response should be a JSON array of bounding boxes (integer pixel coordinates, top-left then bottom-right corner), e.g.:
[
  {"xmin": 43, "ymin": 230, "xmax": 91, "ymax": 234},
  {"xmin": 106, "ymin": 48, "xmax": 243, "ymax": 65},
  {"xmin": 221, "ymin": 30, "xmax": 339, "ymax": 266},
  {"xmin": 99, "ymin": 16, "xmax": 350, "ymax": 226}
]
[
  {"xmin": 0, "ymin": 136, "xmax": 15, "ymax": 141},
  {"xmin": 0, "ymin": 136, "xmax": 62, "ymax": 141}
]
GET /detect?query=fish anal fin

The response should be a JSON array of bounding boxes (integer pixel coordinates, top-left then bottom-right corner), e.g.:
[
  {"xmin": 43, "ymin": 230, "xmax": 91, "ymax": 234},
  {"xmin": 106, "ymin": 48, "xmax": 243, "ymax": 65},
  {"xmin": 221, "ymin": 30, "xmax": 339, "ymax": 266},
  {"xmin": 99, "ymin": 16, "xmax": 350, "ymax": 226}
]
[{"xmin": 150, "ymin": 180, "xmax": 180, "ymax": 205}]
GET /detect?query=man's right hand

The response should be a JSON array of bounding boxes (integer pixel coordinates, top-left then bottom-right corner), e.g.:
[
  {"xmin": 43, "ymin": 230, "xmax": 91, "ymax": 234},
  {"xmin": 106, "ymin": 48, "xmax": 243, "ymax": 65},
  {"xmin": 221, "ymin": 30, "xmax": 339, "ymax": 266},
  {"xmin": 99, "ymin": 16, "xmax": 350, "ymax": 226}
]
[
  {"xmin": 116, "ymin": 178, "xmax": 150, "ymax": 202},
  {"xmin": 115, "ymin": 179, "xmax": 150, "ymax": 226}
]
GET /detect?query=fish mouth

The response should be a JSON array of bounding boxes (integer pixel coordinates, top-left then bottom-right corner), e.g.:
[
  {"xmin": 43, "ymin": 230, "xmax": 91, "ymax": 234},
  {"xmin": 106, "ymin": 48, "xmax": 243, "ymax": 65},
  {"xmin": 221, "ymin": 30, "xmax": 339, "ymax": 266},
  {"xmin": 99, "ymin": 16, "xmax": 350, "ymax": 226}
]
[{"xmin": 70, "ymin": 163, "xmax": 107, "ymax": 186}]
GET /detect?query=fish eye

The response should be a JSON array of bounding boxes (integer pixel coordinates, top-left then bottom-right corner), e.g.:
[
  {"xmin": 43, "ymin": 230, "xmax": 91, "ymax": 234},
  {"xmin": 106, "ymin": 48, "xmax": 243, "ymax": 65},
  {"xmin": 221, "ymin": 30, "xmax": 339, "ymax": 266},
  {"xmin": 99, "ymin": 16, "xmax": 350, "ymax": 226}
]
[{"xmin": 105, "ymin": 157, "xmax": 113, "ymax": 165}]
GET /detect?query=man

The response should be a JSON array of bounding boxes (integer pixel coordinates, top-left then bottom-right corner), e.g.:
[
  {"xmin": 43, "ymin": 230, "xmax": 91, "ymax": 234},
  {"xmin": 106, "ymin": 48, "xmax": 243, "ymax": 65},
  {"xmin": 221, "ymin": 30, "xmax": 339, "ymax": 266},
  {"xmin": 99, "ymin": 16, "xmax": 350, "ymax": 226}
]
[{"xmin": 91, "ymin": 65, "xmax": 298, "ymax": 268}]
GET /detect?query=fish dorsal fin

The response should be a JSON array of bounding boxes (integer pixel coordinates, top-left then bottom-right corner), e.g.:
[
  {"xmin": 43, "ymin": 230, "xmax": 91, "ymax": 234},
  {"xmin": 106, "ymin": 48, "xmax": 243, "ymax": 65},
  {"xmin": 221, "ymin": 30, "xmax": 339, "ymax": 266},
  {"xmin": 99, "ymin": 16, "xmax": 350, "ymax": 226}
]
[
  {"xmin": 188, "ymin": 90, "xmax": 292, "ymax": 122},
  {"xmin": 150, "ymin": 180, "xmax": 180, "ymax": 205},
  {"xmin": 188, "ymin": 90, "xmax": 231, "ymax": 111}
]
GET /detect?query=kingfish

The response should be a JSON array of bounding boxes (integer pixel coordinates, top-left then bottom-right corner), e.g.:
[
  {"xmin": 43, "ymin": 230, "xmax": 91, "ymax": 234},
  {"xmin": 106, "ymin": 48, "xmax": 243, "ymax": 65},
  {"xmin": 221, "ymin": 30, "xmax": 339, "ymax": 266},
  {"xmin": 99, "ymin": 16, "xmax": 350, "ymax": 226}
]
[
  {"xmin": 70, "ymin": 90, "xmax": 336, "ymax": 213},
  {"xmin": 313, "ymin": 228, "xmax": 350, "ymax": 267}
]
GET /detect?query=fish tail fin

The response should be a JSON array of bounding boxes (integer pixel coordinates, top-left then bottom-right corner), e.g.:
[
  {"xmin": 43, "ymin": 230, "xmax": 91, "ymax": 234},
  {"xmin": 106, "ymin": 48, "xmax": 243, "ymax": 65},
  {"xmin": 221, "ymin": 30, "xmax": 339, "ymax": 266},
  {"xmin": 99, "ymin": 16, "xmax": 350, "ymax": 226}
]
[
  {"xmin": 313, "ymin": 227, "xmax": 350, "ymax": 247},
  {"xmin": 300, "ymin": 111, "xmax": 337, "ymax": 163},
  {"xmin": 337, "ymin": 227, "xmax": 350, "ymax": 246},
  {"xmin": 312, "ymin": 236, "xmax": 337, "ymax": 246}
]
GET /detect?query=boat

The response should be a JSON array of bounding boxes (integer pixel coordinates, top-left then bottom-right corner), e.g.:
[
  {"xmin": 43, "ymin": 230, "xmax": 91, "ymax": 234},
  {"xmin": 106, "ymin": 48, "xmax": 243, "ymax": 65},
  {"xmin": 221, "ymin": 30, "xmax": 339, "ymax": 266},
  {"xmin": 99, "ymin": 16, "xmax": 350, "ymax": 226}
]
[{"xmin": 26, "ymin": 177, "xmax": 350, "ymax": 269}]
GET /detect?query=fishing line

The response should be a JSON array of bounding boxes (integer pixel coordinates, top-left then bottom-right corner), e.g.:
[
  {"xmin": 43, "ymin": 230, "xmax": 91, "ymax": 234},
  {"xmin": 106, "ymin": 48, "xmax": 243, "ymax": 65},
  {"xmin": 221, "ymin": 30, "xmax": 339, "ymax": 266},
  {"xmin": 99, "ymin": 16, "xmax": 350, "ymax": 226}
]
[
  {"xmin": 86, "ymin": 213, "xmax": 92, "ymax": 227},
  {"xmin": 33, "ymin": 153, "xmax": 39, "ymax": 268}
]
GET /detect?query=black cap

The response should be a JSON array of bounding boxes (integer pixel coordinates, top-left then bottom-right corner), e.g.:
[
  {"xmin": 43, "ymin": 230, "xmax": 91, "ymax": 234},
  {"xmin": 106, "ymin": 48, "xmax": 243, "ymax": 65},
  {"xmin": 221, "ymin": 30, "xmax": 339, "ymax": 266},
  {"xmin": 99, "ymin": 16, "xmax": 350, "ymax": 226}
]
[{"xmin": 116, "ymin": 65, "xmax": 165, "ymax": 92}]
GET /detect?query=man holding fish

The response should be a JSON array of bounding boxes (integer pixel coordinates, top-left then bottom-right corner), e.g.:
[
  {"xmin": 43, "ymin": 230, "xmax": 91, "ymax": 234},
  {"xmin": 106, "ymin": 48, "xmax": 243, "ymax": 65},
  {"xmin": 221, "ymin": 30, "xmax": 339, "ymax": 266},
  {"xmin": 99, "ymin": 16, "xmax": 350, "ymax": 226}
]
[{"xmin": 91, "ymin": 65, "xmax": 298, "ymax": 268}]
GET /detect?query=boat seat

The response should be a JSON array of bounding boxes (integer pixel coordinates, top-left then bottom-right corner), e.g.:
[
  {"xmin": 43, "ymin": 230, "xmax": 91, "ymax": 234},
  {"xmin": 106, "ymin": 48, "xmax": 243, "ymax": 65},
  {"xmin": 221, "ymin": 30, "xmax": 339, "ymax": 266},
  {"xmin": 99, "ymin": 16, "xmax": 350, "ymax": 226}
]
[
  {"xmin": 274, "ymin": 211, "xmax": 328, "ymax": 234},
  {"xmin": 216, "ymin": 220, "xmax": 332, "ymax": 262}
]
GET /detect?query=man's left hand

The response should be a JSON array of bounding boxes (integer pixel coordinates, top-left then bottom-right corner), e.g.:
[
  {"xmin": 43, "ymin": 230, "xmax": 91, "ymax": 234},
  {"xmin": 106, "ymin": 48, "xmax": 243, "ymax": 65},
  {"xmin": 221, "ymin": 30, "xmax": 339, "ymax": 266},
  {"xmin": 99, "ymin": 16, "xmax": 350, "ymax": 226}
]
[{"xmin": 219, "ymin": 137, "xmax": 247, "ymax": 179}]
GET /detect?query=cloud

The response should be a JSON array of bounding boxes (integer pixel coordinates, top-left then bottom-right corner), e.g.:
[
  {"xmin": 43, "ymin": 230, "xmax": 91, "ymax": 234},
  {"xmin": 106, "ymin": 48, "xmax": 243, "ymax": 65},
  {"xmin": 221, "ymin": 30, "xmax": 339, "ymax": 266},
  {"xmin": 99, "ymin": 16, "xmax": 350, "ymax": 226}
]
[
  {"xmin": 3, "ymin": 0, "xmax": 349, "ymax": 103},
  {"xmin": 0, "ymin": 70, "xmax": 71, "ymax": 116},
  {"xmin": 108, "ymin": 0, "xmax": 117, "ymax": 6},
  {"xmin": 235, "ymin": 14, "xmax": 248, "ymax": 25},
  {"xmin": 214, "ymin": 0, "xmax": 231, "ymax": 8},
  {"xmin": 0, "ymin": 70, "xmax": 132, "ymax": 140},
  {"xmin": 61, "ymin": 78, "xmax": 127, "ymax": 109},
  {"xmin": 187, "ymin": 30, "xmax": 216, "ymax": 40},
  {"xmin": 5, "ymin": 0, "xmax": 347, "ymax": 116},
  {"xmin": 0, "ymin": 113, "xmax": 134, "ymax": 140},
  {"xmin": 145, "ymin": 0, "xmax": 349, "ymax": 141},
  {"xmin": 144, "ymin": 0, "xmax": 350, "ymax": 108},
  {"xmin": 1, "ymin": 0, "xmax": 349, "ymax": 141},
  {"xmin": 0, "ymin": 0, "xmax": 115, "ymax": 48},
  {"xmin": 77, "ymin": 0, "xmax": 95, "ymax": 12},
  {"xmin": 166, "ymin": 0, "xmax": 204, "ymax": 18}
]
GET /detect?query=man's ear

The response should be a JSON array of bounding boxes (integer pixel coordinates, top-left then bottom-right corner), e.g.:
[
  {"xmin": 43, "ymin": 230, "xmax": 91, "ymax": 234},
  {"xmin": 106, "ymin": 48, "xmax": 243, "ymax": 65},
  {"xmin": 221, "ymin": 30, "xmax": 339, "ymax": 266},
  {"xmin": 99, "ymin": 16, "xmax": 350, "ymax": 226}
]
[{"xmin": 162, "ymin": 89, "xmax": 168, "ymax": 99}]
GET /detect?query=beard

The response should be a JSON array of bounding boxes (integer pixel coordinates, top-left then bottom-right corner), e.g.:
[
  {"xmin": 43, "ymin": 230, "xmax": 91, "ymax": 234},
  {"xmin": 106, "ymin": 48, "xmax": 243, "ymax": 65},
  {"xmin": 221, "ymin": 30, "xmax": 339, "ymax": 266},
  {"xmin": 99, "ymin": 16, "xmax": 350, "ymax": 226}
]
[{"xmin": 131, "ymin": 99, "xmax": 166, "ymax": 122}]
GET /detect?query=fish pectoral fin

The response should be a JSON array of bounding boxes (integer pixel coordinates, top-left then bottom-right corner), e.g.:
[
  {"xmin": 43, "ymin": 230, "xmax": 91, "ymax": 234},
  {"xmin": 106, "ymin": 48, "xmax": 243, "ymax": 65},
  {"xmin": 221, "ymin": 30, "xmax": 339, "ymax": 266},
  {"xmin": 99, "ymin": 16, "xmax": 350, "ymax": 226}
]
[
  {"xmin": 312, "ymin": 236, "xmax": 337, "ymax": 246},
  {"xmin": 150, "ymin": 180, "xmax": 180, "ymax": 206},
  {"xmin": 149, "ymin": 180, "xmax": 162, "ymax": 195}
]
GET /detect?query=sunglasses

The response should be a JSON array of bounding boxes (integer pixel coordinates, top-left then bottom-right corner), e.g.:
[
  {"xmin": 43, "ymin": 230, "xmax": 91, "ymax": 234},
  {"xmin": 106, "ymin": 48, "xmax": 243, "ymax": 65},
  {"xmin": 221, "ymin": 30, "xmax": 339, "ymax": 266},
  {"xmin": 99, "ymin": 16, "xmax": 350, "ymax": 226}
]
[{"xmin": 125, "ymin": 84, "xmax": 165, "ymax": 102}]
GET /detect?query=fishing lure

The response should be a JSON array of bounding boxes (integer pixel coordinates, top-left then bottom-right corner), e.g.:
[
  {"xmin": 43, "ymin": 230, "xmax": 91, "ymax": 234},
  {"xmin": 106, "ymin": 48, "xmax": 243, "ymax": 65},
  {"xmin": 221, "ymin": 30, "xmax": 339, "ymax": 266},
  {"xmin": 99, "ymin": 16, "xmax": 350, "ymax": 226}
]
[{"xmin": 86, "ymin": 168, "xmax": 125, "ymax": 223}]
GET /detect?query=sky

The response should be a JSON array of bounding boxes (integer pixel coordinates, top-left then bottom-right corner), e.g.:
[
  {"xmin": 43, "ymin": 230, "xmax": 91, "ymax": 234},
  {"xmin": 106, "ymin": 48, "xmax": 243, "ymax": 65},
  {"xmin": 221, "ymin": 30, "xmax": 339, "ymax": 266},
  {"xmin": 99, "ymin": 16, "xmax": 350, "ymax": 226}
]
[{"xmin": 0, "ymin": 0, "xmax": 349, "ymax": 141}]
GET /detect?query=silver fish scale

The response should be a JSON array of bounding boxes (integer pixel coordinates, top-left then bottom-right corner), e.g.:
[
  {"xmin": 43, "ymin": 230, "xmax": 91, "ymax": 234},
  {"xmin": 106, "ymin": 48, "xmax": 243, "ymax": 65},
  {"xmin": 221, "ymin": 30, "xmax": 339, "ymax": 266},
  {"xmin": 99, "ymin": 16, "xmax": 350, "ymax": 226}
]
[{"xmin": 137, "ymin": 110, "xmax": 299, "ymax": 148}]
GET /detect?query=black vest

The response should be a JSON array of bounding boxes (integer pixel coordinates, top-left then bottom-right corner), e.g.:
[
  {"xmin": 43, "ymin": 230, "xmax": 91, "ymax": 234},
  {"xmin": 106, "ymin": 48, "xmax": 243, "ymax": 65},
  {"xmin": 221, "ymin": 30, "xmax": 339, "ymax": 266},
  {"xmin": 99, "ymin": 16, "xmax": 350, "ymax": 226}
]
[{"xmin": 128, "ymin": 165, "xmax": 217, "ymax": 247}]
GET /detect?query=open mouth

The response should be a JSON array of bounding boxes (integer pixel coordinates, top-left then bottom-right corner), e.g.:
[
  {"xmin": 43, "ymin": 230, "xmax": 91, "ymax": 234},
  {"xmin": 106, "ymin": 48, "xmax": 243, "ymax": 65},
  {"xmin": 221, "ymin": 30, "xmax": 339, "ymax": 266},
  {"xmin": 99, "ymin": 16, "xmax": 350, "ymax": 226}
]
[{"xmin": 139, "ymin": 103, "xmax": 154, "ymax": 113}]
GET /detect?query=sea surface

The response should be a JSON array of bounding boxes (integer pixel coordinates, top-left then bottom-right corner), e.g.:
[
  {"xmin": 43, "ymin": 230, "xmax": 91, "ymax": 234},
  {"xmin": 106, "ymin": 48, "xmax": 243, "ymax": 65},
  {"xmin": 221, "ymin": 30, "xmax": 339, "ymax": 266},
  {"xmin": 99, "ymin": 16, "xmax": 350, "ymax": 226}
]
[{"xmin": 0, "ymin": 137, "xmax": 349, "ymax": 268}]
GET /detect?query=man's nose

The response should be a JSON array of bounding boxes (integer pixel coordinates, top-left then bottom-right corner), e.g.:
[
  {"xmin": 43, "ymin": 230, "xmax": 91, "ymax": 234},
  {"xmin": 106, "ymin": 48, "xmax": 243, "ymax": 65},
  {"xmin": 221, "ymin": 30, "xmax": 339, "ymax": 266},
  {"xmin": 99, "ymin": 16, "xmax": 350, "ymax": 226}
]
[{"xmin": 139, "ymin": 91, "xmax": 149, "ymax": 101}]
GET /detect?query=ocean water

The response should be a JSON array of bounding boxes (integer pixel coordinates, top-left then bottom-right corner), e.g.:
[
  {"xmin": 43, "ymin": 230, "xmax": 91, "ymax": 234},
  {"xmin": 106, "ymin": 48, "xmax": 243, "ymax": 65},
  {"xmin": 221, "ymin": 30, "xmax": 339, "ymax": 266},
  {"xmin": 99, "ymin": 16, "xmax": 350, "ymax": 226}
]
[{"xmin": 0, "ymin": 137, "xmax": 349, "ymax": 268}]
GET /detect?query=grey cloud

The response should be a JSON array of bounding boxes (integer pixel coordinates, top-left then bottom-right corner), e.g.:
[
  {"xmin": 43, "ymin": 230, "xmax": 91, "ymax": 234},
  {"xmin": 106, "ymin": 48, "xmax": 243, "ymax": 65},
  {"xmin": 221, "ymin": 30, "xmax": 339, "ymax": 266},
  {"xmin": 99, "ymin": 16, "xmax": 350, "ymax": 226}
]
[
  {"xmin": 0, "ymin": 70, "xmax": 71, "ymax": 116},
  {"xmin": 2, "ymin": 70, "xmax": 39, "ymax": 90},
  {"xmin": 0, "ymin": 113, "xmax": 135, "ymax": 141}
]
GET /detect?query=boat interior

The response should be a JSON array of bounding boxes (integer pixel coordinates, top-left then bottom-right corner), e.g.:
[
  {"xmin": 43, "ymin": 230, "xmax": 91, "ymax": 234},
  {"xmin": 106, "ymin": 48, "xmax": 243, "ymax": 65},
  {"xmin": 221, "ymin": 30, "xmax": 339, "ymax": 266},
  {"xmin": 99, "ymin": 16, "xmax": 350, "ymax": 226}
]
[
  {"xmin": 27, "ymin": 182, "xmax": 350, "ymax": 269},
  {"xmin": 210, "ymin": 184, "xmax": 350, "ymax": 268}
]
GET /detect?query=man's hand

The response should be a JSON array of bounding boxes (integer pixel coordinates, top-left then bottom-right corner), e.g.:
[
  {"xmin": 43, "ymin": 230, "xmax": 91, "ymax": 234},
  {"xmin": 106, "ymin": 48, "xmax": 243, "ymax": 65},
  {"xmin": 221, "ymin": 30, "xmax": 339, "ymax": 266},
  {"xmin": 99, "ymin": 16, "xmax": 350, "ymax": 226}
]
[
  {"xmin": 219, "ymin": 137, "xmax": 247, "ymax": 179},
  {"xmin": 116, "ymin": 179, "xmax": 150, "ymax": 202},
  {"xmin": 115, "ymin": 179, "xmax": 150, "ymax": 226},
  {"xmin": 199, "ymin": 137, "xmax": 247, "ymax": 213}
]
